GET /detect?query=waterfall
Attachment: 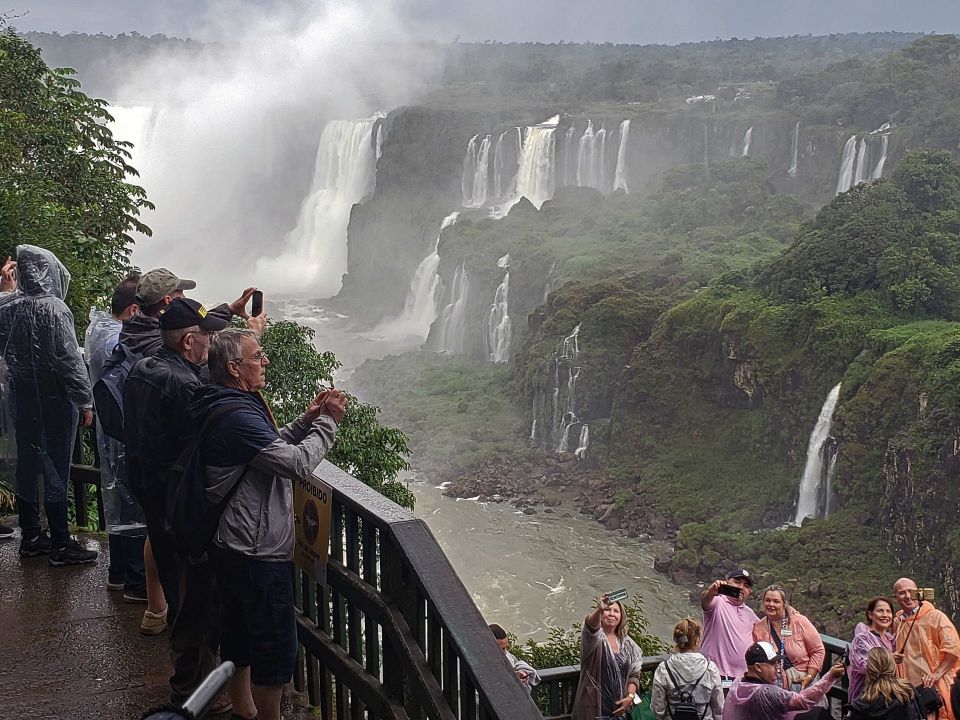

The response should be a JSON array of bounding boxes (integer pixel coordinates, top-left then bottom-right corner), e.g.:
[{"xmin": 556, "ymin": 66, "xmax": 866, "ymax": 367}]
[
  {"xmin": 577, "ymin": 120, "xmax": 597, "ymax": 189},
  {"xmin": 574, "ymin": 425, "xmax": 590, "ymax": 460},
  {"xmin": 613, "ymin": 120, "xmax": 631, "ymax": 193},
  {"xmin": 853, "ymin": 137, "xmax": 870, "ymax": 186},
  {"xmin": 435, "ymin": 262, "xmax": 470, "ymax": 354},
  {"xmin": 793, "ymin": 383, "xmax": 842, "ymax": 525},
  {"xmin": 495, "ymin": 115, "xmax": 558, "ymax": 216},
  {"xmin": 563, "ymin": 124, "xmax": 578, "ymax": 187},
  {"xmin": 871, "ymin": 125, "xmax": 891, "ymax": 180},
  {"xmin": 835, "ymin": 135, "xmax": 858, "ymax": 194},
  {"xmin": 485, "ymin": 253, "xmax": 512, "ymax": 363},
  {"xmin": 255, "ymin": 114, "xmax": 382, "ymax": 297},
  {"xmin": 492, "ymin": 131, "xmax": 506, "ymax": 200},
  {"xmin": 376, "ymin": 212, "xmax": 459, "ymax": 342},
  {"xmin": 788, "ymin": 122, "xmax": 800, "ymax": 178},
  {"xmin": 596, "ymin": 124, "xmax": 609, "ymax": 193},
  {"xmin": 462, "ymin": 134, "xmax": 492, "ymax": 208},
  {"xmin": 462, "ymin": 135, "xmax": 478, "ymax": 205},
  {"xmin": 741, "ymin": 126, "xmax": 753, "ymax": 157}
]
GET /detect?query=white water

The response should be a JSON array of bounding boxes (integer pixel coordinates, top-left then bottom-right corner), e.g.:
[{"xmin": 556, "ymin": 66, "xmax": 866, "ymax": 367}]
[
  {"xmin": 741, "ymin": 126, "xmax": 754, "ymax": 157},
  {"xmin": 563, "ymin": 124, "xmax": 578, "ymax": 187},
  {"xmin": 462, "ymin": 134, "xmax": 492, "ymax": 208},
  {"xmin": 256, "ymin": 115, "xmax": 382, "ymax": 297},
  {"xmin": 486, "ymin": 253, "xmax": 512, "ymax": 363},
  {"xmin": 613, "ymin": 120, "xmax": 631, "ymax": 193},
  {"xmin": 788, "ymin": 121, "xmax": 800, "ymax": 178},
  {"xmin": 836, "ymin": 135, "xmax": 859, "ymax": 194},
  {"xmin": 596, "ymin": 124, "xmax": 609, "ymax": 193},
  {"xmin": 793, "ymin": 383, "xmax": 842, "ymax": 525},
  {"xmin": 492, "ymin": 131, "xmax": 506, "ymax": 200},
  {"xmin": 853, "ymin": 136, "xmax": 870, "ymax": 186},
  {"xmin": 495, "ymin": 115, "xmax": 559, "ymax": 216},
  {"xmin": 574, "ymin": 424, "xmax": 590, "ymax": 459},
  {"xmin": 435, "ymin": 262, "xmax": 470, "ymax": 354},
  {"xmin": 872, "ymin": 132, "xmax": 890, "ymax": 180}
]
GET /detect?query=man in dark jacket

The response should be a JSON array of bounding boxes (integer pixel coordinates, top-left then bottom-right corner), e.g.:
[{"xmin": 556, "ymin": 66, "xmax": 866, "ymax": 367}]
[
  {"xmin": 0, "ymin": 245, "xmax": 97, "ymax": 565},
  {"xmin": 123, "ymin": 297, "xmax": 227, "ymax": 707},
  {"xmin": 194, "ymin": 327, "xmax": 344, "ymax": 720}
]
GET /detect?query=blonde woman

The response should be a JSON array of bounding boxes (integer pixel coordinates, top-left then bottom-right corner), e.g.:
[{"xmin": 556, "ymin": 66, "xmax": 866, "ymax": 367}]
[
  {"xmin": 651, "ymin": 618, "xmax": 724, "ymax": 720},
  {"xmin": 752, "ymin": 584, "xmax": 825, "ymax": 691},
  {"xmin": 846, "ymin": 648, "xmax": 923, "ymax": 720}
]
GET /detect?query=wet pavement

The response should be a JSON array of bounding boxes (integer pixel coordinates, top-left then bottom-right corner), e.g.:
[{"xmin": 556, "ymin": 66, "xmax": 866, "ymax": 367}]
[{"xmin": 0, "ymin": 525, "xmax": 313, "ymax": 720}]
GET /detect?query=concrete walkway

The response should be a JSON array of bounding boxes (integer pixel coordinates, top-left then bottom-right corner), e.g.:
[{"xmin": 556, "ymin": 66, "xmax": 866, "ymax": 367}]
[{"xmin": 0, "ymin": 525, "xmax": 312, "ymax": 720}]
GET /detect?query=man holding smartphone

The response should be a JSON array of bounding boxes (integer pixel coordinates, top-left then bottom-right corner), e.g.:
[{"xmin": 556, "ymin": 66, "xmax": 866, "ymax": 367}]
[{"xmin": 700, "ymin": 569, "xmax": 758, "ymax": 683}]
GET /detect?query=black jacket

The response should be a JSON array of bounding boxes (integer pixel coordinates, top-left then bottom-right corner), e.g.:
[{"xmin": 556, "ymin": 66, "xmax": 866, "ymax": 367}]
[
  {"xmin": 846, "ymin": 695, "xmax": 923, "ymax": 720},
  {"xmin": 120, "ymin": 303, "xmax": 234, "ymax": 358}
]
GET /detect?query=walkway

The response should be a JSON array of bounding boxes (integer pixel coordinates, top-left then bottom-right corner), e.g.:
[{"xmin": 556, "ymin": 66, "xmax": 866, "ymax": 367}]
[{"xmin": 0, "ymin": 526, "xmax": 311, "ymax": 720}]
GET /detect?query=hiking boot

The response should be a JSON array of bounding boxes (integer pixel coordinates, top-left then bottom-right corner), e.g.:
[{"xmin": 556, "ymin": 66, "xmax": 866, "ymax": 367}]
[
  {"xmin": 19, "ymin": 530, "xmax": 52, "ymax": 557},
  {"xmin": 0, "ymin": 523, "xmax": 14, "ymax": 539},
  {"xmin": 48, "ymin": 538, "xmax": 98, "ymax": 566},
  {"xmin": 140, "ymin": 607, "xmax": 168, "ymax": 636},
  {"xmin": 123, "ymin": 585, "xmax": 148, "ymax": 603}
]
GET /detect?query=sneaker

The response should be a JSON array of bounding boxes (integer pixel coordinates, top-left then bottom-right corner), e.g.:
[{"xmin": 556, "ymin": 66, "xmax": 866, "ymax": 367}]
[
  {"xmin": 19, "ymin": 530, "xmax": 52, "ymax": 557},
  {"xmin": 139, "ymin": 607, "xmax": 168, "ymax": 636},
  {"xmin": 0, "ymin": 523, "xmax": 14, "ymax": 539},
  {"xmin": 48, "ymin": 538, "xmax": 98, "ymax": 566},
  {"xmin": 106, "ymin": 580, "xmax": 125, "ymax": 591},
  {"xmin": 123, "ymin": 585, "xmax": 148, "ymax": 604}
]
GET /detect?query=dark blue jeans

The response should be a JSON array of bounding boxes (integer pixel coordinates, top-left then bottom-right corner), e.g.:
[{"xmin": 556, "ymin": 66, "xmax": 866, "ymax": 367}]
[{"xmin": 108, "ymin": 533, "xmax": 146, "ymax": 589}]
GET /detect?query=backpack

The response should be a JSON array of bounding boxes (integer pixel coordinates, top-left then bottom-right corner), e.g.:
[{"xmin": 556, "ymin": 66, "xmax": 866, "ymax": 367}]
[
  {"xmin": 92, "ymin": 342, "xmax": 141, "ymax": 441},
  {"xmin": 166, "ymin": 400, "xmax": 247, "ymax": 561},
  {"xmin": 663, "ymin": 659, "xmax": 710, "ymax": 720}
]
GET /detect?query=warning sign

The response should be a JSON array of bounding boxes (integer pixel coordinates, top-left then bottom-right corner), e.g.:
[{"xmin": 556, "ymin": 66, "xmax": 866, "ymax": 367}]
[{"xmin": 294, "ymin": 473, "xmax": 332, "ymax": 584}]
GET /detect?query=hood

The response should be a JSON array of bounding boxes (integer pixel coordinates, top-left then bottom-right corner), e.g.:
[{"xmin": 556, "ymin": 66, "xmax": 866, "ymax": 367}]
[
  {"xmin": 190, "ymin": 383, "xmax": 263, "ymax": 424},
  {"xmin": 664, "ymin": 652, "xmax": 711, "ymax": 682},
  {"xmin": 727, "ymin": 678, "xmax": 764, "ymax": 703},
  {"xmin": 16, "ymin": 244, "xmax": 71, "ymax": 299},
  {"xmin": 848, "ymin": 696, "xmax": 906, "ymax": 718},
  {"xmin": 120, "ymin": 313, "xmax": 161, "ymax": 356},
  {"xmin": 83, "ymin": 309, "xmax": 121, "ymax": 364}
]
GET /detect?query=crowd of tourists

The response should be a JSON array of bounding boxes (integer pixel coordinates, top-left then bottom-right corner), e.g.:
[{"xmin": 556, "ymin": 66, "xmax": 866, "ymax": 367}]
[{"xmin": 0, "ymin": 245, "xmax": 346, "ymax": 720}]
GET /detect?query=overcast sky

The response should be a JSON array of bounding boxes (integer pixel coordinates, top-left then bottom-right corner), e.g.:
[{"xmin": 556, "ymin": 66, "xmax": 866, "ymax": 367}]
[{"xmin": 10, "ymin": 0, "xmax": 960, "ymax": 44}]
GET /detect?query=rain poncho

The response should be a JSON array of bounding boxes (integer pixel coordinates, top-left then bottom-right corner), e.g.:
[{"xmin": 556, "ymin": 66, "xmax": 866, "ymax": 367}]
[
  {"xmin": 723, "ymin": 673, "xmax": 835, "ymax": 720},
  {"xmin": 650, "ymin": 652, "xmax": 724, "ymax": 719},
  {"xmin": 84, "ymin": 308, "xmax": 146, "ymax": 536},
  {"xmin": 0, "ymin": 245, "xmax": 91, "ymax": 541},
  {"xmin": 894, "ymin": 602, "xmax": 960, "ymax": 720}
]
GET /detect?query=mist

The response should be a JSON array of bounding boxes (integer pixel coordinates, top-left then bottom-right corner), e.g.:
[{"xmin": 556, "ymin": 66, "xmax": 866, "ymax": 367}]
[{"xmin": 108, "ymin": 0, "xmax": 442, "ymax": 302}]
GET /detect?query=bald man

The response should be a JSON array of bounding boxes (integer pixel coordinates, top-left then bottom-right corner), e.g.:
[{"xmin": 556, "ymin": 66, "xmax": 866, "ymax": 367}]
[{"xmin": 893, "ymin": 577, "xmax": 960, "ymax": 720}]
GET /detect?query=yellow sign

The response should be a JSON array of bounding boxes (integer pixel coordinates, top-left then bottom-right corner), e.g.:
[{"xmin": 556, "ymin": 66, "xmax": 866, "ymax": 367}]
[{"xmin": 293, "ymin": 473, "xmax": 332, "ymax": 584}]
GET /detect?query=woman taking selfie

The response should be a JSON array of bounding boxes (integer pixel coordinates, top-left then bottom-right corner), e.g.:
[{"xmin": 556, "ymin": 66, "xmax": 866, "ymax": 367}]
[
  {"xmin": 848, "ymin": 597, "xmax": 897, "ymax": 701},
  {"xmin": 846, "ymin": 648, "xmax": 923, "ymax": 720},
  {"xmin": 571, "ymin": 593, "xmax": 643, "ymax": 720},
  {"xmin": 752, "ymin": 584, "xmax": 825, "ymax": 691},
  {"xmin": 651, "ymin": 617, "xmax": 724, "ymax": 720}
]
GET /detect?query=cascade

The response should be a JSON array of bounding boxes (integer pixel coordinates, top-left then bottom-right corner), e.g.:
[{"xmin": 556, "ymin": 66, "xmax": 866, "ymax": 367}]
[
  {"xmin": 741, "ymin": 126, "xmax": 754, "ymax": 157},
  {"xmin": 613, "ymin": 120, "xmax": 631, "ymax": 193},
  {"xmin": 871, "ymin": 124, "xmax": 892, "ymax": 180},
  {"xmin": 853, "ymin": 137, "xmax": 870, "ymax": 186},
  {"xmin": 435, "ymin": 262, "xmax": 470, "ymax": 354},
  {"xmin": 492, "ymin": 131, "xmax": 506, "ymax": 200},
  {"xmin": 495, "ymin": 115, "xmax": 559, "ymax": 216},
  {"xmin": 793, "ymin": 383, "xmax": 842, "ymax": 525},
  {"xmin": 574, "ymin": 424, "xmax": 590, "ymax": 460},
  {"xmin": 577, "ymin": 120, "xmax": 597, "ymax": 189},
  {"xmin": 256, "ymin": 114, "xmax": 382, "ymax": 297},
  {"xmin": 596, "ymin": 124, "xmax": 609, "ymax": 193},
  {"xmin": 835, "ymin": 135, "xmax": 858, "ymax": 194},
  {"xmin": 377, "ymin": 212, "xmax": 459, "ymax": 341},
  {"xmin": 788, "ymin": 122, "xmax": 800, "ymax": 178},
  {"xmin": 563, "ymin": 124, "xmax": 578, "ymax": 187},
  {"xmin": 485, "ymin": 253, "xmax": 512, "ymax": 363},
  {"xmin": 462, "ymin": 134, "xmax": 492, "ymax": 208},
  {"xmin": 461, "ymin": 135, "xmax": 478, "ymax": 205}
]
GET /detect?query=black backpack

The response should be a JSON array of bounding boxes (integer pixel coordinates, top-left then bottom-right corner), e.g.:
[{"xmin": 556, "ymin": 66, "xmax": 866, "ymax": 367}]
[
  {"xmin": 663, "ymin": 659, "xmax": 710, "ymax": 720},
  {"xmin": 93, "ymin": 342, "xmax": 141, "ymax": 441}
]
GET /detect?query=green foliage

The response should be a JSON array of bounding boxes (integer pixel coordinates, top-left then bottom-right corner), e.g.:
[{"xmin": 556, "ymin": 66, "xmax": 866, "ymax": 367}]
[{"xmin": 259, "ymin": 320, "xmax": 413, "ymax": 509}]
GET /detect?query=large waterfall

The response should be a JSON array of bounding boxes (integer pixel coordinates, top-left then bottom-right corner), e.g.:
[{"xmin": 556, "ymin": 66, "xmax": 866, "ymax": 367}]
[
  {"xmin": 836, "ymin": 124, "xmax": 893, "ymax": 194},
  {"xmin": 495, "ymin": 115, "xmax": 560, "ymax": 216},
  {"xmin": 793, "ymin": 383, "xmax": 842, "ymax": 525},
  {"xmin": 871, "ymin": 123, "xmax": 892, "ymax": 180},
  {"xmin": 613, "ymin": 120, "xmax": 631, "ymax": 193},
  {"xmin": 462, "ymin": 134, "xmax": 492, "ymax": 208},
  {"xmin": 788, "ymin": 122, "xmax": 800, "ymax": 178},
  {"xmin": 435, "ymin": 262, "xmax": 470, "ymax": 354},
  {"xmin": 852, "ymin": 137, "xmax": 870, "ymax": 186},
  {"xmin": 256, "ymin": 115, "xmax": 382, "ymax": 297},
  {"xmin": 835, "ymin": 135, "xmax": 859, "ymax": 194},
  {"xmin": 485, "ymin": 253, "xmax": 512, "ymax": 363}
]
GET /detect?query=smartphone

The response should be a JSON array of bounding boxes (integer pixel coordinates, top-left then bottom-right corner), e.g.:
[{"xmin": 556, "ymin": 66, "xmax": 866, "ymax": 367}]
[
  {"xmin": 718, "ymin": 583, "xmax": 742, "ymax": 599},
  {"xmin": 251, "ymin": 290, "xmax": 263, "ymax": 317},
  {"xmin": 909, "ymin": 587, "xmax": 935, "ymax": 601},
  {"xmin": 607, "ymin": 588, "xmax": 629, "ymax": 603}
]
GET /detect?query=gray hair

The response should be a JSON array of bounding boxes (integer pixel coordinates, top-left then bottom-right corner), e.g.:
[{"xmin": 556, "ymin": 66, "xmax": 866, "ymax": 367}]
[
  {"xmin": 161, "ymin": 326, "xmax": 196, "ymax": 351},
  {"xmin": 209, "ymin": 328, "xmax": 259, "ymax": 385}
]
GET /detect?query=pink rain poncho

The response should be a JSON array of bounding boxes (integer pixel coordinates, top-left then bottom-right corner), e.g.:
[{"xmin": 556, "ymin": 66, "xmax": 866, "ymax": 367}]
[{"xmin": 723, "ymin": 673, "xmax": 835, "ymax": 720}]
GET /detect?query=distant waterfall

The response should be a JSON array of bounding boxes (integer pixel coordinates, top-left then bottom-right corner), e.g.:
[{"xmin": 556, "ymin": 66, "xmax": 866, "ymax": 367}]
[
  {"xmin": 462, "ymin": 134, "xmax": 492, "ymax": 208},
  {"xmin": 492, "ymin": 131, "xmax": 506, "ymax": 200},
  {"xmin": 530, "ymin": 324, "xmax": 588, "ymax": 456},
  {"xmin": 836, "ymin": 135, "xmax": 858, "ymax": 194},
  {"xmin": 596, "ymin": 124, "xmax": 609, "ymax": 193},
  {"xmin": 256, "ymin": 114, "xmax": 382, "ymax": 297},
  {"xmin": 495, "ymin": 115, "xmax": 559, "ymax": 216},
  {"xmin": 871, "ymin": 123, "xmax": 892, "ymax": 180},
  {"xmin": 563, "ymin": 125, "xmax": 578, "ymax": 186},
  {"xmin": 577, "ymin": 120, "xmax": 598, "ymax": 189},
  {"xmin": 793, "ymin": 383, "xmax": 842, "ymax": 525},
  {"xmin": 852, "ymin": 137, "xmax": 870, "ymax": 186},
  {"xmin": 613, "ymin": 120, "xmax": 631, "ymax": 193},
  {"xmin": 574, "ymin": 425, "xmax": 590, "ymax": 459},
  {"xmin": 485, "ymin": 253, "xmax": 512, "ymax": 363},
  {"xmin": 435, "ymin": 262, "xmax": 470, "ymax": 354},
  {"xmin": 741, "ymin": 126, "xmax": 754, "ymax": 157},
  {"xmin": 788, "ymin": 122, "xmax": 800, "ymax": 178}
]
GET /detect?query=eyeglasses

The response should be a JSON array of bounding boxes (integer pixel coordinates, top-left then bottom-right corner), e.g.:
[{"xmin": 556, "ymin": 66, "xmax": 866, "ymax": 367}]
[{"xmin": 231, "ymin": 350, "xmax": 268, "ymax": 364}]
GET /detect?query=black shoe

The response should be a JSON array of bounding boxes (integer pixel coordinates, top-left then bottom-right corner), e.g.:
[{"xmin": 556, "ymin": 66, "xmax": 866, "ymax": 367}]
[
  {"xmin": 0, "ymin": 523, "xmax": 14, "ymax": 539},
  {"xmin": 48, "ymin": 538, "xmax": 98, "ymax": 566},
  {"xmin": 19, "ymin": 530, "xmax": 52, "ymax": 557},
  {"xmin": 122, "ymin": 584, "xmax": 148, "ymax": 603}
]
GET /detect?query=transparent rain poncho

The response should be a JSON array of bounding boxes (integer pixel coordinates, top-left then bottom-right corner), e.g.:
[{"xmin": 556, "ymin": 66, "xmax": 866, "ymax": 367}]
[
  {"xmin": 0, "ymin": 245, "xmax": 92, "ymax": 506},
  {"xmin": 84, "ymin": 308, "xmax": 146, "ymax": 536},
  {"xmin": 723, "ymin": 675, "xmax": 834, "ymax": 720}
]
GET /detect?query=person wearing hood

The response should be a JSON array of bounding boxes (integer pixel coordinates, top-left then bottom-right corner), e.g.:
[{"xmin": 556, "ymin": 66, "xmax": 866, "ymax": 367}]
[
  {"xmin": 723, "ymin": 641, "xmax": 844, "ymax": 720},
  {"xmin": 849, "ymin": 597, "xmax": 896, "ymax": 701},
  {"xmin": 847, "ymin": 648, "xmax": 923, "ymax": 720},
  {"xmin": 194, "ymin": 328, "xmax": 344, "ymax": 720},
  {"xmin": 651, "ymin": 617, "xmax": 724, "ymax": 720},
  {"xmin": 0, "ymin": 245, "xmax": 97, "ymax": 565}
]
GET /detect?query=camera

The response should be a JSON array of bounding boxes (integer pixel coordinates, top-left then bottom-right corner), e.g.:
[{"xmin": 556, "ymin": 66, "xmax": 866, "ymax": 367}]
[
  {"xmin": 718, "ymin": 583, "xmax": 742, "ymax": 599},
  {"xmin": 909, "ymin": 588, "xmax": 935, "ymax": 601}
]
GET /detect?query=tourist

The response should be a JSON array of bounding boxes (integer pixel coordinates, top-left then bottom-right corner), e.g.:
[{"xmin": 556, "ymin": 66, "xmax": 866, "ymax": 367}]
[
  {"xmin": 0, "ymin": 245, "xmax": 97, "ymax": 565},
  {"xmin": 570, "ymin": 593, "xmax": 643, "ymax": 720},
  {"xmin": 651, "ymin": 617, "xmax": 724, "ymax": 720},
  {"xmin": 849, "ymin": 596, "xmax": 897, "ymax": 701},
  {"xmin": 193, "ymin": 328, "xmax": 344, "ymax": 720},
  {"xmin": 847, "ymin": 647, "xmax": 923, "ymax": 720},
  {"xmin": 123, "ymin": 297, "xmax": 229, "ymax": 708},
  {"xmin": 892, "ymin": 577, "xmax": 960, "ymax": 720},
  {"xmin": 752, "ymin": 584, "xmax": 825, "ymax": 691},
  {"xmin": 700, "ymin": 569, "xmax": 758, "ymax": 683},
  {"xmin": 724, "ymin": 641, "xmax": 843, "ymax": 720},
  {"xmin": 489, "ymin": 624, "xmax": 541, "ymax": 694}
]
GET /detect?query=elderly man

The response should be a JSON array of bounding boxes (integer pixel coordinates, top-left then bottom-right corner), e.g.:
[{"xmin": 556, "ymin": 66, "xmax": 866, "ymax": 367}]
[
  {"xmin": 191, "ymin": 328, "xmax": 345, "ymax": 720},
  {"xmin": 893, "ymin": 577, "xmax": 960, "ymax": 719},
  {"xmin": 700, "ymin": 569, "xmax": 758, "ymax": 682}
]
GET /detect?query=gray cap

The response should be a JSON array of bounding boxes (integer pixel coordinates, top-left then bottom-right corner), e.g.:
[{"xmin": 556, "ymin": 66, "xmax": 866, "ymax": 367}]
[{"xmin": 136, "ymin": 268, "xmax": 196, "ymax": 305}]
